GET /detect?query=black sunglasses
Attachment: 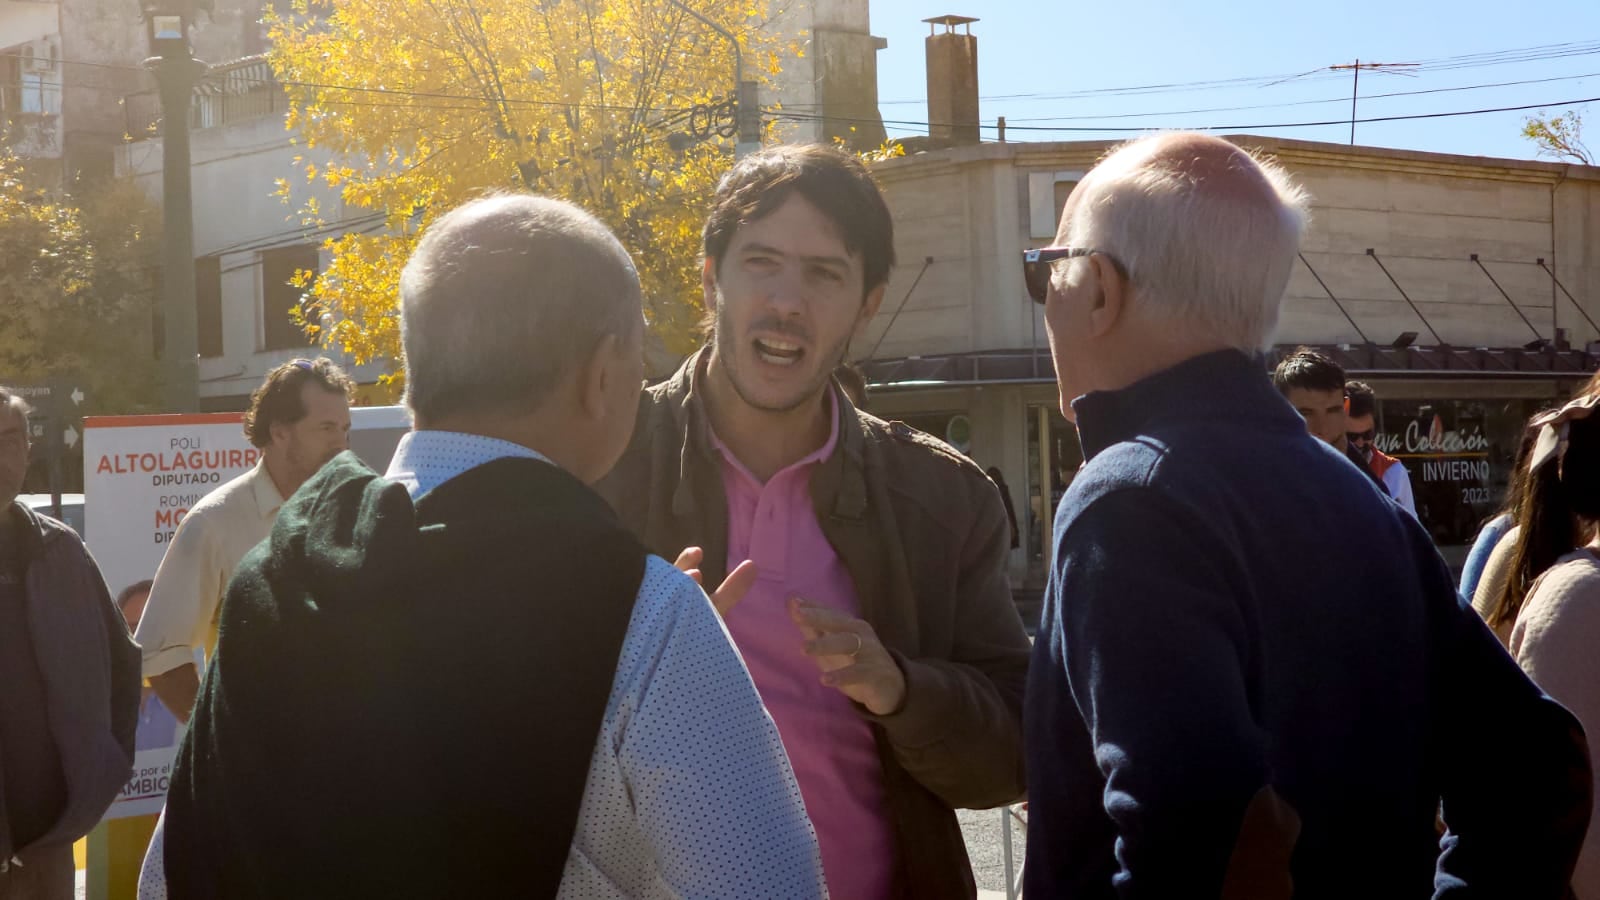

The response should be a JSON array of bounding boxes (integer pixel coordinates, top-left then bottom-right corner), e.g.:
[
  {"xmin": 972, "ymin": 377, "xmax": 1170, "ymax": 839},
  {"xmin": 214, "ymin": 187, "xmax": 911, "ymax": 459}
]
[
  {"xmin": 1021, "ymin": 247, "xmax": 1126, "ymax": 304},
  {"xmin": 1347, "ymin": 428, "xmax": 1376, "ymax": 444}
]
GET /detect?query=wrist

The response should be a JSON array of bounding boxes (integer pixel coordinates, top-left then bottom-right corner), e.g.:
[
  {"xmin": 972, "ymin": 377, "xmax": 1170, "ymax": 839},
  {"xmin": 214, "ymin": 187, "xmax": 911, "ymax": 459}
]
[{"xmin": 866, "ymin": 660, "xmax": 908, "ymax": 716}]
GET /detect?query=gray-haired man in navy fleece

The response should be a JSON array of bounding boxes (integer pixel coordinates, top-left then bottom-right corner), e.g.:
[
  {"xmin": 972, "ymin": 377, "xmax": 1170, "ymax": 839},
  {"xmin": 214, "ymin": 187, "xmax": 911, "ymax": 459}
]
[{"xmin": 1022, "ymin": 132, "xmax": 1592, "ymax": 898}]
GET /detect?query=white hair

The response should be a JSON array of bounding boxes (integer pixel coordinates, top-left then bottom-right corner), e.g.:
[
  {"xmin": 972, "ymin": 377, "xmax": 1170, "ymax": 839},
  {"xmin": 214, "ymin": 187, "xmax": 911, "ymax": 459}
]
[
  {"xmin": 399, "ymin": 194, "xmax": 641, "ymax": 422},
  {"xmin": 1059, "ymin": 135, "xmax": 1311, "ymax": 352}
]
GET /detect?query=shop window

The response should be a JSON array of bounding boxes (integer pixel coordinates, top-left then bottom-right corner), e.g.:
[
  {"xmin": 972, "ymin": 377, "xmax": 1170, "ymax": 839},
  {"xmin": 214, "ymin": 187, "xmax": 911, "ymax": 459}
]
[
  {"xmin": 1373, "ymin": 398, "xmax": 1543, "ymax": 546},
  {"xmin": 1026, "ymin": 405, "xmax": 1083, "ymax": 587}
]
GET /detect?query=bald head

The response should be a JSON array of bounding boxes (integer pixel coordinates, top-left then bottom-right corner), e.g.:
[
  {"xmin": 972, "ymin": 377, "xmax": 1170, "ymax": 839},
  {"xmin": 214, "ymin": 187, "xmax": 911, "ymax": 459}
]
[
  {"xmin": 1056, "ymin": 132, "xmax": 1309, "ymax": 351},
  {"xmin": 399, "ymin": 194, "xmax": 643, "ymax": 422}
]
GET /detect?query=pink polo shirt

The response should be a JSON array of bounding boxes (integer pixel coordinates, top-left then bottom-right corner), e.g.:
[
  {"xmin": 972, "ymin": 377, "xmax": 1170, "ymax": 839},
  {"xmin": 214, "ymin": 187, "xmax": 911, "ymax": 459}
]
[{"xmin": 710, "ymin": 396, "xmax": 896, "ymax": 899}]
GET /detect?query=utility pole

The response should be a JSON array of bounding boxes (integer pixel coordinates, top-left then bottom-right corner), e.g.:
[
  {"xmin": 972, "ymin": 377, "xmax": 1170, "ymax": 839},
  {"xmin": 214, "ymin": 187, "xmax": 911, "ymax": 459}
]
[
  {"xmin": 667, "ymin": 0, "xmax": 759, "ymax": 158},
  {"xmin": 1327, "ymin": 59, "xmax": 1418, "ymax": 145},
  {"xmin": 143, "ymin": 2, "xmax": 207, "ymax": 412}
]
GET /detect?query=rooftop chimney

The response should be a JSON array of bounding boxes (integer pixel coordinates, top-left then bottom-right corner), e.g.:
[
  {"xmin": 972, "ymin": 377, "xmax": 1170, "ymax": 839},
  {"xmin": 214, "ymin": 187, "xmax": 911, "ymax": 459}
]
[{"xmin": 924, "ymin": 14, "xmax": 979, "ymax": 148}]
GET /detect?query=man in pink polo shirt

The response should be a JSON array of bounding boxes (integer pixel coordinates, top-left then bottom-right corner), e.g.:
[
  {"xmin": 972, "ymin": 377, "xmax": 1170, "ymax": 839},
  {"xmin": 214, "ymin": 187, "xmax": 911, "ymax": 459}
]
[{"xmin": 600, "ymin": 144, "xmax": 1030, "ymax": 899}]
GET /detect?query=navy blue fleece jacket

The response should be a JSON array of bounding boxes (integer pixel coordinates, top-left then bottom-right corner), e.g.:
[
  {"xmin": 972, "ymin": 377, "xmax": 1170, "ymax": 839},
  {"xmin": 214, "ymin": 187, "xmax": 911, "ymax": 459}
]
[{"xmin": 1025, "ymin": 349, "xmax": 1591, "ymax": 898}]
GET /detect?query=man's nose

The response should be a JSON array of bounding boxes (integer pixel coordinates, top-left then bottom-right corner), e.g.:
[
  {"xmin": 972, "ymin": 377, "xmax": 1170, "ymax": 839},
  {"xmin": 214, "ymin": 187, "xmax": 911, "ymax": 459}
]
[{"xmin": 763, "ymin": 267, "xmax": 806, "ymax": 316}]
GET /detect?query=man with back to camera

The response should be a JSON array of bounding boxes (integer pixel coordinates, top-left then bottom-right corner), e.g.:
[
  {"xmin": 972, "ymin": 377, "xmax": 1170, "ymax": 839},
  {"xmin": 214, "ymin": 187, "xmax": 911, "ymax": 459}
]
[
  {"xmin": 1023, "ymin": 132, "xmax": 1591, "ymax": 897},
  {"xmin": 145, "ymin": 194, "xmax": 823, "ymax": 899}
]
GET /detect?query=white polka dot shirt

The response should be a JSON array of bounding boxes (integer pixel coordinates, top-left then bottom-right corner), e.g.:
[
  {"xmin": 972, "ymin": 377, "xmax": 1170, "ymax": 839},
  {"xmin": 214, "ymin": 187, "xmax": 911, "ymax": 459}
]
[{"xmin": 138, "ymin": 431, "xmax": 826, "ymax": 900}]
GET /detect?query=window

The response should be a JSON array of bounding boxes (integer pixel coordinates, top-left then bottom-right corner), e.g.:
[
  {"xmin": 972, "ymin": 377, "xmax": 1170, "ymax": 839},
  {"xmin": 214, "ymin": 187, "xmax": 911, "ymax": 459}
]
[
  {"xmin": 1, "ymin": 42, "xmax": 60, "ymax": 117},
  {"xmin": 195, "ymin": 256, "xmax": 222, "ymax": 358},
  {"xmin": 1373, "ymin": 397, "xmax": 1543, "ymax": 547},
  {"xmin": 260, "ymin": 244, "xmax": 319, "ymax": 351}
]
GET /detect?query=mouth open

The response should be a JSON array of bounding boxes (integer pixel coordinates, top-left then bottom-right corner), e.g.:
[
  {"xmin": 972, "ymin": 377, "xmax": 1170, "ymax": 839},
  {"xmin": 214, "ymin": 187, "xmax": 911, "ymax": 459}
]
[{"xmin": 753, "ymin": 337, "xmax": 805, "ymax": 367}]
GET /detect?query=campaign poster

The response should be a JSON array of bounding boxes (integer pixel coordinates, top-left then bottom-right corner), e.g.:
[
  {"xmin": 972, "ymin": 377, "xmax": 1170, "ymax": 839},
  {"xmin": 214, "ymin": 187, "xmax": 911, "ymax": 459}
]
[{"xmin": 85, "ymin": 407, "xmax": 410, "ymax": 819}]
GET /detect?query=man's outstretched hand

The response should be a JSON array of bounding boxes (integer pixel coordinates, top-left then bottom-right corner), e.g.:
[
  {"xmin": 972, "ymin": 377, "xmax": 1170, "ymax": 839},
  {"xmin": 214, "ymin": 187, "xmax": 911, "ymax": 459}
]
[{"xmin": 673, "ymin": 547, "xmax": 758, "ymax": 617}]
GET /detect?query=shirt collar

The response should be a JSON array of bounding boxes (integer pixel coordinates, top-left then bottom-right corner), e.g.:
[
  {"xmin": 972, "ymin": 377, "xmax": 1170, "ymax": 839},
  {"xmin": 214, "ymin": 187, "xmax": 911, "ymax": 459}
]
[
  {"xmin": 707, "ymin": 379, "xmax": 841, "ymax": 484},
  {"xmin": 249, "ymin": 460, "xmax": 286, "ymax": 519},
  {"xmin": 384, "ymin": 430, "xmax": 552, "ymax": 498},
  {"xmin": 1071, "ymin": 349, "xmax": 1293, "ymax": 462}
]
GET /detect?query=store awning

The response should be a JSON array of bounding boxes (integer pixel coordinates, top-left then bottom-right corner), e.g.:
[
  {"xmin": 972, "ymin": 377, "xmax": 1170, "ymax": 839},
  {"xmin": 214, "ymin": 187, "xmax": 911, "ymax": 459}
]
[{"xmin": 858, "ymin": 344, "xmax": 1600, "ymax": 391}]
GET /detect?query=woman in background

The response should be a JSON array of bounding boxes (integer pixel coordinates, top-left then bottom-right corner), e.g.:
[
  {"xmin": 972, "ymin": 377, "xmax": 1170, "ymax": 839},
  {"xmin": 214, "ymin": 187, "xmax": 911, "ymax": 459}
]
[
  {"xmin": 1482, "ymin": 394, "xmax": 1600, "ymax": 895},
  {"xmin": 1462, "ymin": 418, "xmax": 1542, "ymax": 612}
]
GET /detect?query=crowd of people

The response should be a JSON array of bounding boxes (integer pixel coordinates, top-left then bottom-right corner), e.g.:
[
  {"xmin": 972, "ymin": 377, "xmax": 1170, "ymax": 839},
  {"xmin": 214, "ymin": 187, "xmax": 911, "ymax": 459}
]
[{"xmin": 2, "ymin": 133, "xmax": 1598, "ymax": 898}]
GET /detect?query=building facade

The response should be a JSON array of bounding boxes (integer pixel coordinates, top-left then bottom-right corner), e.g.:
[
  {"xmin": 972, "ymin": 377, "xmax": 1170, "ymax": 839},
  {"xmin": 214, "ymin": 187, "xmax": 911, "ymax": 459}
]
[
  {"xmin": 115, "ymin": 59, "xmax": 384, "ymax": 409},
  {"xmin": 857, "ymin": 137, "xmax": 1600, "ymax": 589},
  {"xmin": 2, "ymin": 0, "xmax": 266, "ymax": 184},
  {"xmin": 763, "ymin": 0, "xmax": 887, "ymax": 149}
]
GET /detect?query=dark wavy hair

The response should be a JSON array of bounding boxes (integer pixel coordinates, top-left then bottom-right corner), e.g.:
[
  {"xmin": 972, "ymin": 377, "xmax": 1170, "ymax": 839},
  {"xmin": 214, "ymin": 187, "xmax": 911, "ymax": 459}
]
[
  {"xmin": 1272, "ymin": 347, "xmax": 1345, "ymax": 396},
  {"xmin": 242, "ymin": 358, "xmax": 354, "ymax": 449},
  {"xmin": 702, "ymin": 143, "xmax": 896, "ymax": 298},
  {"xmin": 1489, "ymin": 410, "xmax": 1600, "ymax": 631}
]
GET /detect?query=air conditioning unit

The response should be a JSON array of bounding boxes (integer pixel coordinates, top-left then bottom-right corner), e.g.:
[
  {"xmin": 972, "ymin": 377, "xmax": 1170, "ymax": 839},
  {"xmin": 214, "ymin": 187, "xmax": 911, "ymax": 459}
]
[{"xmin": 22, "ymin": 39, "xmax": 56, "ymax": 74}]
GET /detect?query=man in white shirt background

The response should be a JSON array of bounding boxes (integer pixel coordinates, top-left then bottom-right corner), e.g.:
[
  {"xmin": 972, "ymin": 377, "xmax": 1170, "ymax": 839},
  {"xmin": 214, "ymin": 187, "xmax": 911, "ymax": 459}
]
[{"xmin": 134, "ymin": 358, "xmax": 354, "ymax": 722}]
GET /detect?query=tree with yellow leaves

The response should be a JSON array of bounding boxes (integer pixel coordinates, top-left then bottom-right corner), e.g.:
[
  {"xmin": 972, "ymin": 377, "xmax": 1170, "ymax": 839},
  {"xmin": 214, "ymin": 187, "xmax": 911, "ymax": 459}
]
[
  {"xmin": 268, "ymin": 0, "xmax": 792, "ymax": 393},
  {"xmin": 1522, "ymin": 109, "xmax": 1593, "ymax": 166},
  {"xmin": 0, "ymin": 151, "xmax": 162, "ymax": 413}
]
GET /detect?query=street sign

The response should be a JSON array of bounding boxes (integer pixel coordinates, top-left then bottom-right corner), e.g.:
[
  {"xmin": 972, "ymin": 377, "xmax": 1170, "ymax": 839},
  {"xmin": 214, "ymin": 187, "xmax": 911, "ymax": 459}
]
[{"xmin": 10, "ymin": 378, "xmax": 89, "ymax": 518}]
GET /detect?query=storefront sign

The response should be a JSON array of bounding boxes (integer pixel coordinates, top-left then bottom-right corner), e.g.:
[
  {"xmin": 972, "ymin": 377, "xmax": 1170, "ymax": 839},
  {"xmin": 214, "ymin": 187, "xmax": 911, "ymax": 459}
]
[
  {"xmin": 1377, "ymin": 413, "xmax": 1495, "ymax": 509},
  {"xmin": 1374, "ymin": 415, "xmax": 1490, "ymax": 457}
]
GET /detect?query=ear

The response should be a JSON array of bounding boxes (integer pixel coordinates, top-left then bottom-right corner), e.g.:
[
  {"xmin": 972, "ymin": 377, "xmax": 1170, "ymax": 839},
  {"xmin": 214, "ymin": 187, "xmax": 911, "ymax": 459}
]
[
  {"xmin": 577, "ymin": 332, "xmax": 623, "ymax": 421},
  {"xmin": 702, "ymin": 257, "xmax": 719, "ymax": 308},
  {"xmin": 269, "ymin": 420, "xmax": 292, "ymax": 447},
  {"xmin": 1086, "ymin": 253, "xmax": 1127, "ymax": 339},
  {"xmin": 857, "ymin": 283, "xmax": 887, "ymax": 330}
]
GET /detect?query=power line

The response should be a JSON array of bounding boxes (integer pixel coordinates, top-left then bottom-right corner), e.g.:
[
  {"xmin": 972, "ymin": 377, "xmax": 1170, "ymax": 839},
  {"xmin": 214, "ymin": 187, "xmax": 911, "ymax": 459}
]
[
  {"xmin": 1, "ymin": 52, "xmax": 725, "ymax": 116},
  {"xmin": 20, "ymin": 37, "xmax": 1600, "ymax": 114},
  {"xmin": 857, "ymin": 39, "xmax": 1600, "ymax": 107},
  {"xmin": 771, "ymin": 94, "xmax": 1600, "ymax": 135},
  {"xmin": 1002, "ymin": 71, "xmax": 1600, "ymax": 123},
  {"xmin": 208, "ymin": 211, "xmax": 389, "ymax": 257}
]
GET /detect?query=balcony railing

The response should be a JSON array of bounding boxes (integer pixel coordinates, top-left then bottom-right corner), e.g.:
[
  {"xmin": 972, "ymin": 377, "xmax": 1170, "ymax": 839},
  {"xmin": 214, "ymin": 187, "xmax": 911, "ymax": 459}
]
[{"xmin": 123, "ymin": 55, "xmax": 286, "ymax": 140}]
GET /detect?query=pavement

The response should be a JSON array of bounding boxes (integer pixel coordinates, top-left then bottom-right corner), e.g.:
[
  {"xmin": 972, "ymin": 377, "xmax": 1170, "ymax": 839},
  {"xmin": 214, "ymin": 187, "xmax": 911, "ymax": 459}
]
[
  {"xmin": 960, "ymin": 805, "xmax": 1026, "ymax": 899},
  {"xmin": 75, "ymin": 808, "xmax": 1026, "ymax": 898}
]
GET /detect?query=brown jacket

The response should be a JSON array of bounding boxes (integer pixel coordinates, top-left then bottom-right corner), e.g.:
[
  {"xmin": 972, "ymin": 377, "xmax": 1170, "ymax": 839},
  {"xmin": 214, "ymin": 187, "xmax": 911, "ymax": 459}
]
[{"xmin": 597, "ymin": 352, "xmax": 1031, "ymax": 899}]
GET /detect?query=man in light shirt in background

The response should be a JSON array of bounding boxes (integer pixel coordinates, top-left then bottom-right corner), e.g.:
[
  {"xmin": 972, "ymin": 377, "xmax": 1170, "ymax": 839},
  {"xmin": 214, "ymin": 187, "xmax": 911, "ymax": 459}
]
[{"xmin": 134, "ymin": 358, "xmax": 353, "ymax": 722}]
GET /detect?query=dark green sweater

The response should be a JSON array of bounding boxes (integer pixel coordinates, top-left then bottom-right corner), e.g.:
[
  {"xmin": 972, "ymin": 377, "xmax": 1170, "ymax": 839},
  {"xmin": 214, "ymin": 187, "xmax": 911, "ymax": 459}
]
[{"xmin": 163, "ymin": 452, "xmax": 645, "ymax": 898}]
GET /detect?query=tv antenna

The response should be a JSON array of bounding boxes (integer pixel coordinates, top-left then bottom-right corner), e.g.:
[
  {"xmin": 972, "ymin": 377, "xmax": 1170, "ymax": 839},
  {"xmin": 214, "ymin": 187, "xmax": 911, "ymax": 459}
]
[{"xmin": 1328, "ymin": 59, "xmax": 1420, "ymax": 144}]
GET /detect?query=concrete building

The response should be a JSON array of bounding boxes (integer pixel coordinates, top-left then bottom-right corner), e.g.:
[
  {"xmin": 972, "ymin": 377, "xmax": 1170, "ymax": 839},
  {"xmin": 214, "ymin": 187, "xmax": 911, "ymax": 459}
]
[
  {"xmin": 0, "ymin": 0, "xmax": 64, "ymax": 170},
  {"xmin": 764, "ymin": 0, "xmax": 887, "ymax": 149},
  {"xmin": 115, "ymin": 56, "xmax": 384, "ymax": 409},
  {"xmin": 1, "ymin": 0, "xmax": 266, "ymax": 184},
  {"xmin": 856, "ymin": 135, "xmax": 1600, "ymax": 591}
]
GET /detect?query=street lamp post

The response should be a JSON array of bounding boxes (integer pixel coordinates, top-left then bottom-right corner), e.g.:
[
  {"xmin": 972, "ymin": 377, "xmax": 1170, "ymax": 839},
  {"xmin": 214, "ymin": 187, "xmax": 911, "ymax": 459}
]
[
  {"xmin": 667, "ymin": 0, "xmax": 759, "ymax": 158},
  {"xmin": 143, "ymin": 2, "xmax": 206, "ymax": 412}
]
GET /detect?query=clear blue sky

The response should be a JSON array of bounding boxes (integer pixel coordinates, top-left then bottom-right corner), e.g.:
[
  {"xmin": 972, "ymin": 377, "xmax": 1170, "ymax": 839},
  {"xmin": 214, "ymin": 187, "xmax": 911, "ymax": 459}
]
[{"xmin": 867, "ymin": 0, "xmax": 1600, "ymax": 161}]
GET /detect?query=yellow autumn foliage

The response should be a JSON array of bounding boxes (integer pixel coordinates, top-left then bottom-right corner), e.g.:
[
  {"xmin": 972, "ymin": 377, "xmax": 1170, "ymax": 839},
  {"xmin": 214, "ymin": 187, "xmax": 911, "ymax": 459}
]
[{"xmin": 268, "ymin": 0, "xmax": 793, "ymax": 395}]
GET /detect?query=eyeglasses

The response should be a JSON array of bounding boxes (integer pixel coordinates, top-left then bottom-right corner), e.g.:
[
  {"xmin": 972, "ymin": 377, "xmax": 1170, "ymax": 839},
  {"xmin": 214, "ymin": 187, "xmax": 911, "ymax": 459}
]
[
  {"xmin": 1021, "ymin": 247, "xmax": 1126, "ymax": 304},
  {"xmin": 1347, "ymin": 428, "xmax": 1376, "ymax": 445}
]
